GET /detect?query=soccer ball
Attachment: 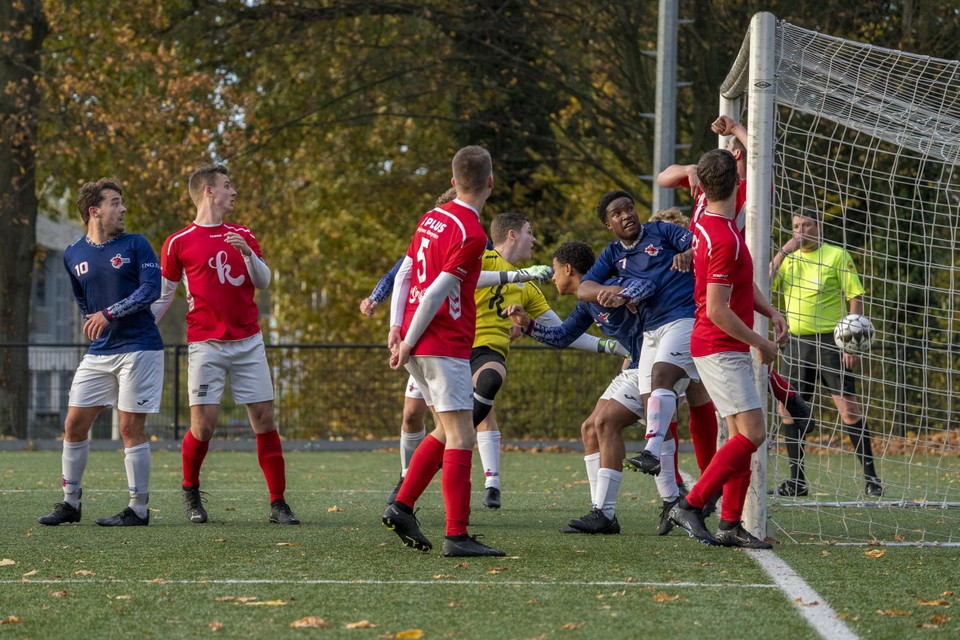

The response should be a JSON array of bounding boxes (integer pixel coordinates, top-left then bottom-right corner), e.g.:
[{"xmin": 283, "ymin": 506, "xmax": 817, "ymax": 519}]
[{"xmin": 833, "ymin": 314, "xmax": 876, "ymax": 354}]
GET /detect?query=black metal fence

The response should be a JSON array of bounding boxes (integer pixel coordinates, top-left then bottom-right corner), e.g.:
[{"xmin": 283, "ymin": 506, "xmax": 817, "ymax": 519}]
[{"xmin": 6, "ymin": 344, "xmax": 627, "ymax": 441}]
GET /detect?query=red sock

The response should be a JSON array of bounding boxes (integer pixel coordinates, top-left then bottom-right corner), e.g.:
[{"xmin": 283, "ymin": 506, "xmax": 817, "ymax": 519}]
[
  {"xmin": 669, "ymin": 421, "xmax": 682, "ymax": 486},
  {"xmin": 688, "ymin": 401, "xmax": 718, "ymax": 473},
  {"xmin": 720, "ymin": 456, "xmax": 753, "ymax": 523},
  {"xmin": 768, "ymin": 367, "xmax": 793, "ymax": 404},
  {"xmin": 686, "ymin": 433, "xmax": 757, "ymax": 509},
  {"xmin": 396, "ymin": 434, "xmax": 445, "ymax": 508},
  {"xmin": 441, "ymin": 448, "xmax": 472, "ymax": 537},
  {"xmin": 182, "ymin": 430, "xmax": 209, "ymax": 488},
  {"xmin": 256, "ymin": 430, "xmax": 287, "ymax": 503}
]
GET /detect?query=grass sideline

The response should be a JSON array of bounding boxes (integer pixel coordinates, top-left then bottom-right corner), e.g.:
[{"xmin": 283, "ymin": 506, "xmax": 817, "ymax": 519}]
[{"xmin": 0, "ymin": 450, "xmax": 956, "ymax": 639}]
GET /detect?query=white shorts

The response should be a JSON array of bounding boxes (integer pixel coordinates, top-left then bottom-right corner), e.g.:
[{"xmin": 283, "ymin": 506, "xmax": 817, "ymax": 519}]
[
  {"xmin": 636, "ymin": 317, "xmax": 699, "ymax": 395},
  {"xmin": 599, "ymin": 368, "xmax": 645, "ymax": 420},
  {"xmin": 693, "ymin": 351, "xmax": 761, "ymax": 418},
  {"xmin": 404, "ymin": 375, "xmax": 424, "ymax": 400},
  {"xmin": 68, "ymin": 350, "xmax": 164, "ymax": 413},
  {"xmin": 188, "ymin": 332, "xmax": 274, "ymax": 406},
  {"xmin": 404, "ymin": 356, "xmax": 473, "ymax": 412}
]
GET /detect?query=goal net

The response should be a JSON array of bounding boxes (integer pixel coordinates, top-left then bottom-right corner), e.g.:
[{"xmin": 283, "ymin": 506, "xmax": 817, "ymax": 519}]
[{"xmin": 723, "ymin": 13, "xmax": 960, "ymax": 544}]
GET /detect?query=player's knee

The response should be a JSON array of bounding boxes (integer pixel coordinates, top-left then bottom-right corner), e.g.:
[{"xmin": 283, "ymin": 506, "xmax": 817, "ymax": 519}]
[
  {"xmin": 474, "ymin": 369, "xmax": 504, "ymax": 405},
  {"xmin": 580, "ymin": 417, "xmax": 595, "ymax": 440}
]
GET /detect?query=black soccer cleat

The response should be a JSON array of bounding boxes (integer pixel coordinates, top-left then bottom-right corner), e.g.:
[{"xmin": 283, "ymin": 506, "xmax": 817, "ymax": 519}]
[
  {"xmin": 382, "ymin": 504, "xmax": 433, "ymax": 552},
  {"xmin": 181, "ymin": 485, "xmax": 208, "ymax": 524},
  {"xmin": 386, "ymin": 476, "xmax": 404, "ymax": 505},
  {"xmin": 37, "ymin": 492, "xmax": 82, "ymax": 526},
  {"xmin": 715, "ymin": 522, "xmax": 773, "ymax": 549},
  {"xmin": 865, "ymin": 477, "xmax": 884, "ymax": 498},
  {"xmin": 96, "ymin": 507, "xmax": 149, "ymax": 527},
  {"xmin": 442, "ymin": 534, "xmax": 506, "ymax": 557},
  {"xmin": 784, "ymin": 393, "xmax": 814, "ymax": 434},
  {"xmin": 269, "ymin": 499, "xmax": 301, "ymax": 524},
  {"xmin": 775, "ymin": 479, "xmax": 809, "ymax": 497},
  {"xmin": 567, "ymin": 508, "xmax": 621, "ymax": 535},
  {"xmin": 701, "ymin": 490, "xmax": 722, "ymax": 520},
  {"xmin": 483, "ymin": 486, "xmax": 501, "ymax": 509},
  {"xmin": 677, "ymin": 482, "xmax": 690, "ymax": 499},
  {"xmin": 669, "ymin": 503, "xmax": 718, "ymax": 546},
  {"xmin": 657, "ymin": 498, "xmax": 679, "ymax": 536},
  {"xmin": 623, "ymin": 450, "xmax": 661, "ymax": 476}
]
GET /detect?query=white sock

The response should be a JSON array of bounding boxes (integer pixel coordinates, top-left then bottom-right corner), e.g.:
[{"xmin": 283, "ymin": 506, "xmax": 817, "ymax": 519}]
[
  {"xmin": 476, "ymin": 430, "xmax": 501, "ymax": 489},
  {"xmin": 654, "ymin": 438, "xmax": 680, "ymax": 501},
  {"xmin": 645, "ymin": 388, "xmax": 677, "ymax": 439},
  {"xmin": 124, "ymin": 442, "xmax": 151, "ymax": 518},
  {"xmin": 400, "ymin": 428, "xmax": 426, "ymax": 477},
  {"xmin": 584, "ymin": 452, "xmax": 601, "ymax": 507},
  {"xmin": 644, "ymin": 432, "xmax": 665, "ymax": 458},
  {"xmin": 61, "ymin": 439, "xmax": 89, "ymax": 507},
  {"xmin": 595, "ymin": 468, "xmax": 622, "ymax": 519}
]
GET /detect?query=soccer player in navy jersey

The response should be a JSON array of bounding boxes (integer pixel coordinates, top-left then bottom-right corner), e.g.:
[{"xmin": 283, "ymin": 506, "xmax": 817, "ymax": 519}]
[
  {"xmin": 578, "ymin": 192, "xmax": 717, "ymax": 483},
  {"xmin": 38, "ymin": 178, "xmax": 163, "ymax": 527},
  {"xmin": 668, "ymin": 149, "xmax": 788, "ymax": 548},
  {"xmin": 508, "ymin": 241, "xmax": 684, "ymax": 536}
]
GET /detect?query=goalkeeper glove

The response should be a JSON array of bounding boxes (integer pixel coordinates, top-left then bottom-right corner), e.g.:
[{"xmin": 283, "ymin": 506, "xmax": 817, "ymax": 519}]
[
  {"xmin": 616, "ymin": 278, "xmax": 656, "ymax": 305},
  {"xmin": 598, "ymin": 338, "xmax": 630, "ymax": 358},
  {"xmin": 508, "ymin": 265, "xmax": 554, "ymax": 284}
]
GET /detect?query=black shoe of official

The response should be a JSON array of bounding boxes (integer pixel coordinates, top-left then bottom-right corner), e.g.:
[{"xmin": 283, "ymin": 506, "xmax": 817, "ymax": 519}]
[
  {"xmin": 669, "ymin": 503, "xmax": 718, "ymax": 546},
  {"xmin": 623, "ymin": 450, "xmax": 661, "ymax": 476},
  {"xmin": 270, "ymin": 499, "xmax": 301, "ymax": 524},
  {"xmin": 483, "ymin": 487, "xmax": 501, "ymax": 509},
  {"xmin": 96, "ymin": 507, "xmax": 149, "ymax": 527},
  {"xmin": 568, "ymin": 508, "xmax": 621, "ymax": 534},
  {"xmin": 865, "ymin": 477, "xmax": 884, "ymax": 498},
  {"xmin": 657, "ymin": 498, "xmax": 679, "ymax": 536},
  {"xmin": 442, "ymin": 534, "xmax": 506, "ymax": 557},
  {"xmin": 181, "ymin": 485, "xmax": 208, "ymax": 524},
  {"xmin": 775, "ymin": 479, "xmax": 809, "ymax": 497},
  {"xmin": 386, "ymin": 476, "xmax": 404, "ymax": 505},
  {"xmin": 715, "ymin": 522, "xmax": 772, "ymax": 549},
  {"xmin": 382, "ymin": 504, "xmax": 433, "ymax": 552},
  {"xmin": 784, "ymin": 393, "xmax": 814, "ymax": 434},
  {"xmin": 37, "ymin": 492, "xmax": 82, "ymax": 526}
]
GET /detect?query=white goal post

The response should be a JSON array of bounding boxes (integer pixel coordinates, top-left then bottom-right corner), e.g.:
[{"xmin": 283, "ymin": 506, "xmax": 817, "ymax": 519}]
[{"xmin": 721, "ymin": 12, "xmax": 960, "ymax": 543}]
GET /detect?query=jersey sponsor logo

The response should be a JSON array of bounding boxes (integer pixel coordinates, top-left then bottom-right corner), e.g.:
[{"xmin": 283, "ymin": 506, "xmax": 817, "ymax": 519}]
[
  {"xmin": 141, "ymin": 262, "xmax": 160, "ymax": 269},
  {"xmin": 420, "ymin": 216, "xmax": 448, "ymax": 234},
  {"xmin": 408, "ymin": 286, "xmax": 424, "ymax": 305},
  {"xmin": 207, "ymin": 250, "xmax": 246, "ymax": 286},
  {"xmin": 643, "ymin": 244, "xmax": 661, "ymax": 257},
  {"xmin": 110, "ymin": 254, "xmax": 131, "ymax": 269},
  {"xmin": 194, "ymin": 384, "xmax": 209, "ymax": 398},
  {"xmin": 596, "ymin": 311, "xmax": 611, "ymax": 323},
  {"xmin": 624, "ymin": 393, "xmax": 639, "ymax": 402},
  {"xmin": 488, "ymin": 284, "xmax": 507, "ymax": 318}
]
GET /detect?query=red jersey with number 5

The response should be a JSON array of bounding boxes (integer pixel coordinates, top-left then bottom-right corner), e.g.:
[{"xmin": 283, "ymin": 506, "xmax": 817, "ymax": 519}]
[
  {"xmin": 401, "ymin": 199, "xmax": 487, "ymax": 359},
  {"xmin": 159, "ymin": 222, "xmax": 263, "ymax": 343}
]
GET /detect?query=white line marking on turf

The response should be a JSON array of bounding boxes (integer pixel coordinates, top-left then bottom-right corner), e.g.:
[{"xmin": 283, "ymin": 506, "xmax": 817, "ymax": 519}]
[
  {"xmin": 1, "ymin": 578, "xmax": 776, "ymax": 589},
  {"xmin": 750, "ymin": 550, "xmax": 859, "ymax": 640}
]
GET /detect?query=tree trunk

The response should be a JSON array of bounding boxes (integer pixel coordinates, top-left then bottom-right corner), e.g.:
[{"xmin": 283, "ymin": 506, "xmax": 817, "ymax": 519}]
[{"xmin": 0, "ymin": 0, "xmax": 48, "ymax": 437}]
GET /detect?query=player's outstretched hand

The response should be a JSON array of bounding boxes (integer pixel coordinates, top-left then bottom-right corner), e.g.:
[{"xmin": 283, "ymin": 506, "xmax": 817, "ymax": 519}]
[
  {"xmin": 360, "ymin": 297, "xmax": 378, "ymax": 317},
  {"xmin": 504, "ymin": 304, "xmax": 531, "ymax": 329},
  {"xmin": 672, "ymin": 249, "xmax": 693, "ymax": 272},
  {"xmin": 513, "ymin": 265, "xmax": 554, "ymax": 284}
]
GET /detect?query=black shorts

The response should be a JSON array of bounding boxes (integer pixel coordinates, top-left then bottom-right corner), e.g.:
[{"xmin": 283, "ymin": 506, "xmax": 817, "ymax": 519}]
[
  {"xmin": 470, "ymin": 346, "xmax": 506, "ymax": 374},
  {"xmin": 781, "ymin": 332, "xmax": 857, "ymax": 400}
]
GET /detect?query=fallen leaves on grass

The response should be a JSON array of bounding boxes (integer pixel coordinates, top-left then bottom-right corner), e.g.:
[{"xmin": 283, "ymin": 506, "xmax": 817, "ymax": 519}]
[
  {"xmin": 454, "ymin": 562, "xmax": 468, "ymax": 569},
  {"xmin": 432, "ymin": 574, "xmax": 454, "ymax": 580},
  {"xmin": 215, "ymin": 596, "xmax": 258, "ymax": 603},
  {"xmin": 114, "ymin": 595, "xmax": 131, "ymax": 601},
  {"xmin": 560, "ymin": 622, "xmax": 585, "ymax": 630},
  {"xmin": 290, "ymin": 617, "xmax": 331, "ymax": 628},
  {"xmin": 488, "ymin": 566, "xmax": 508, "ymax": 575},
  {"xmin": 652, "ymin": 592, "xmax": 680, "ymax": 603},
  {"xmin": 344, "ymin": 620, "xmax": 376, "ymax": 629},
  {"xmin": 794, "ymin": 599, "xmax": 819, "ymax": 607},
  {"xmin": 245, "ymin": 600, "xmax": 287, "ymax": 606},
  {"xmin": 328, "ymin": 506, "xmax": 343, "ymax": 512},
  {"xmin": 151, "ymin": 578, "xmax": 166, "ymax": 584},
  {"xmin": 213, "ymin": 538, "xmax": 227, "ymax": 543},
  {"xmin": 876, "ymin": 609, "xmax": 912, "ymax": 616},
  {"xmin": 921, "ymin": 613, "xmax": 950, "ymax": 629},
  {"xmin": 225, "ymin": 507, "xmax": 236, "ymax": 511},
  {"xmin": 209, "ymin": 621, "xmax": 223, "ymax": 632},
  {"xmin": 918, "ymin": 599, "xmax": 951, "ymax": 606},
  {"xmin": 22, "ymin": 569, "xmax": 37, "ymax": 578},
  {"xmin": 448, "ymin": 601, "xmax": 462, "ymax": 608},
  {"xmin": 72, "ymin": 570, "xmax": 95, "ymax": 576},
  {"xmin": 1, "ymin": 616, "xmax": 21, "ymax": 625},
  {"xmin": 276, "ymin": 542, "xmax": 301, "ymax": 547},
  {"xmin": 0, "ymin": 559, "xmax": 16, "ymax": 566},
  {"xmin": 864, "ymin": 549, "xmax": 885, "ymax": 559},
  {"xmin": 393, "ymin": 629, "xmax": 424, "ymax": 639},
  {"xmin": 50, "ymin": 591, "xmax": 68, "ymax": 598}
]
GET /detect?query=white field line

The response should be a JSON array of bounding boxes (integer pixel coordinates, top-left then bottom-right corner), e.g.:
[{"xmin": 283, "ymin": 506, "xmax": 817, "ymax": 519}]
[
  {"xmin": 678, "ymin": 470, "xmax": 859, "ymax": 640},
  {"xmin": 1, "ymin": 578, "xmax": 775, "ymax": 589}
]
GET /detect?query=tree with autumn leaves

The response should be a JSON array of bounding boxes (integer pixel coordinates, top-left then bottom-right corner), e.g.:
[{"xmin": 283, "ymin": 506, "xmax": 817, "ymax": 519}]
[{"xmin": 0, "ymin": 0, "xmax": 957, "ymax": 436}]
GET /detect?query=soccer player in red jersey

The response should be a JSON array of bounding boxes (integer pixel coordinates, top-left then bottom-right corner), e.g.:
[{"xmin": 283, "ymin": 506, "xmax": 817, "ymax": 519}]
[
  {"xmin": 668, "ymin": 149, "xmax": 788, "ymax": 548},
  {"xmin": 381, "ymin": 145, "xmax": 506, "ymax": 557},
  {"xmin": 152, "ymin": 164, "xmax": 299, "ymax": 525}
]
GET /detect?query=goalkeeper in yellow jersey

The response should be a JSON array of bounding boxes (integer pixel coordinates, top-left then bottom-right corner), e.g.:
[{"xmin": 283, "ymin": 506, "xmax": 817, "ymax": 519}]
[{"xmin": 472, "ymin": 212, "xmax": 629, "ymax": 509}]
